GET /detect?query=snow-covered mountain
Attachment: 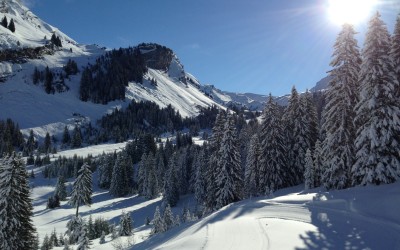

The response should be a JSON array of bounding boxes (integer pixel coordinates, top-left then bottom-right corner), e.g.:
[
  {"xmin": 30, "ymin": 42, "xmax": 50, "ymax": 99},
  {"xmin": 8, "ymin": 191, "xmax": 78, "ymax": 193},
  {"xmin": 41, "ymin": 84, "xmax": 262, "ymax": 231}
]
[{"xmin": 0, "ymin": 0, "xmax": 226, "ymax": 137}]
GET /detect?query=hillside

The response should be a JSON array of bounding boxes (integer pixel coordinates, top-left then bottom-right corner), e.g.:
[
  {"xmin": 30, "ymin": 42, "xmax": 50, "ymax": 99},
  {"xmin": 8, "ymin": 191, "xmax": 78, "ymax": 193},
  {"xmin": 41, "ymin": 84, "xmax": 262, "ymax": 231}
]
[{"xmin": 29, "ymin": 145, "xmax": 400, "ymax": 250}]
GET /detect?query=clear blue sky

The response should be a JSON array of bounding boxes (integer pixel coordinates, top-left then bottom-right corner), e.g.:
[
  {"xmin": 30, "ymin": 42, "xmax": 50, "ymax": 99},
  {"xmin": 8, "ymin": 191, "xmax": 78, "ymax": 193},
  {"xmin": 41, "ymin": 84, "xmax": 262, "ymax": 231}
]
[{"xmin": 26, "ymin": 0, "xmax": 399, "ymax": 96}]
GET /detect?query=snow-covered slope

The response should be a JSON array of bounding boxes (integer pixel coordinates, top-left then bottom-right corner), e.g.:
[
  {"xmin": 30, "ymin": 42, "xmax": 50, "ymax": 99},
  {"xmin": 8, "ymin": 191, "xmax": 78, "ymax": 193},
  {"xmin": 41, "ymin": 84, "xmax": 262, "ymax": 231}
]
[
  {"xmin": 30, "ymin": 146, "xmax": 400, "ymax": 250},
  {"xmin": 134, "ymin": 183, "xmax": 400, "ymax": 250}
]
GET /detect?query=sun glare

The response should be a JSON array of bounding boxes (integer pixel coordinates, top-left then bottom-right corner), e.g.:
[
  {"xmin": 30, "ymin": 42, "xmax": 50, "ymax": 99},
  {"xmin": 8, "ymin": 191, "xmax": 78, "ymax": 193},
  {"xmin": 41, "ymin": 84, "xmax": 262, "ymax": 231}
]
[{"xmin": 328, "ymin": 0, "xmax": 377, "ymax": 25}]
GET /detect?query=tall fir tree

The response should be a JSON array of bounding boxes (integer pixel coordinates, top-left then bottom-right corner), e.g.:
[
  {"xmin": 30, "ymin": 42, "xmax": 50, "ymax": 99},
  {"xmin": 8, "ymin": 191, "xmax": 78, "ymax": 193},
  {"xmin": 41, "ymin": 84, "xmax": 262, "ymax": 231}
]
[
  {"xmin": 259, "ymin": 95, "xmax": 288, "ymax": 193},
  {"xmin": 163, "ymin": 204, "xmax": 175, "ymax": 231},
  {"xmin": 119, "ymin": 211, "xmax": 133, "ymax": 236},
  {"xmin": 163, "ymin": 153, "xmax": 180, "ymax": 206},
  {"xmin": 54, "ymin": 175, "xmax": 68, "ymax": 200},
  {"xmin": 68, "ymin": 163, "xmax": 92, "ymax": 217},
  {"xmin": 205, "ymin": 111, "xmax": 226, "ymax": 211},
  {"xmin": 151, "ymin": 206, "xmax": 165, "ymax": 234},
  {"xmin": 244, "ymin": 134, "xmax": 260, "ymax": 197},
  {"xmin": 109, "ymin": 150, "xmax": 133, "ymax": 197},
  {"xmin": 62, "ymin": 126, "xmax": 71, "ymax": 145},
  {"xmin": 215, "ymin": 114, "xmax": 243, "ymax": 209},
  {"xmin": 313, "ymin": 140, "xmax": 324, "ymax": 187},
  {"xmin": 1, "ymin": 16, "xmax": 7, "ymax": 28},
  {"xmin": 391, "ymin": 15, "xmax": 400, "ymax": 94},
  {"xmin": 0, "ymin": 153, "xmax": 36, "ymax": 250},
  {"xmin": 282, "ymin": 86, "xmax": 307, "ymax": 185},
  {"xmin": 321, "ymin": 23, "xmax": 361, "ymax": 190},
  {"xmin": 352, "ymin": 13, "xmax": 400, "ymax": 185},
  {"xmin": 304, "ymin": 149, "xmax": 314, "ymax": 190},
  {"xmin": 194, "ymin": 148, "xmax": 207, "ymax": 205},
  {"xmin": 7, "ymin": 18, "xmax": 15, "ymax": 32},
  {"xmin": 97, "ymin": 153, "xmax": 114, "ymax": 189}
]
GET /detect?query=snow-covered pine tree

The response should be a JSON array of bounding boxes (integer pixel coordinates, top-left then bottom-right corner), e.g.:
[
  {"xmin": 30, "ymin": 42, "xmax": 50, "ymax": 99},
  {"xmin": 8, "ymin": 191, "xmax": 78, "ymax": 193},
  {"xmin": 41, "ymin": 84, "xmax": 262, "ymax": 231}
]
[
  {"xmin": 77, "ymin": 224, "xmax": 90, "ymax": 250},
  {"xmin": 321, "ymin": 23, "xmax": 361, "ymax": 190},
  {"xmin": 301, "ymin": 90, "xmax": 319, "ymax": 150},
  {"xmin": 205, "ymin": 110, "xmax": 226, "ymax": 211},
  {"xmin": 145, "ymin": 153, "xmax": 159, "ymax": 199},
  {"xmin": 259, "ymin": 94, "xmax": 288, "ymax": 193},
  {"xmin": 194, "ymin": 148, "xmax": 207, "ymax": 205},
  {"xmin": 109, "ymin": 150, "xmax": 133, "ymax": 197},
  {"xmin": 313, "ymin": 140, "xmax": 323, "ymax": 187},
  {"xmin": 151, "ymin": 206, "xmax": 165, "ymax": 234},
  {"xmin": 62, "ymin": 125, "xmax": 71, "ymax": 145},
  {"xmin": 244, "ymin": 134, "xmax": 260, "ymax": 197},
  {"xmin": 0, "ymin": 153, "xmax": 36, "ymax": 250},
  {"xmin": 99, "ymin": 231, "xmax": 106, "ymax": 244},
  {"xmin": 119, "ymin": 211, "xmax": 133, "ymax": 236},
  {"xmin": 163, "ymin": 152, "xmax": 180, "ymax": 206},
  {"xmin": 97, "ymin": 153, "xmax": 114, "ymax": 189},
  {"xmin": 352, "ymin": 13, "xmax": 400, "ymax": 186},
  {"xmin": 54, "ymin": 175, "xmax": 67, "ymax": 200},
  {"xmin": 66, "ymin": 215, "xmax": 84, "ymax": 244},
  {"xmin": 215, "ymin": 114, "xmax": 243, "ymax": 209},
  {"xmin": 282, "ymin": 86, "xmax": 307, "ymax": 185},
  {"xmin": 137, "ymin": 153, "xmax": 148, "ymax": 196},
  {"xmin": 163, "ymin": 204, "xmax": 175, "ymax": 231},
  {"xmin": 304, "ymin": 149, "xmax": 314, "ymax": 190},
  {"xmin": 87, "ymin": 215, "xmax": 95, "ymax": 240},
  {"xmin": 391, "ymin": 14, "xmax": 400, "ymax": 95},
  {"xmin": 68, "ymin": 163, "xmax": 92, "ymax": 217}
]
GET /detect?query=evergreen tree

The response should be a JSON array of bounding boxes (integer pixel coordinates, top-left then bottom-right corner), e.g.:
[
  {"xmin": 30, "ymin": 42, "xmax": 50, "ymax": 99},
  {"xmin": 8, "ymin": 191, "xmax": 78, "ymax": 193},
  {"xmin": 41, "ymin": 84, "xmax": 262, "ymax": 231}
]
[
  {"xmin": 62, "ymin": 126, "xmax": 71, "ymax": 145},
  {"xmin": 109, "ymin": 151, "xmax": 133, "ymax": 197},
  {"xmin": 215, "ymin": 114, "xmax": 243, "ymax": 209},
  {"xmin": 313, "ymin": 140, "xmax": 324, "ymax": 187},
  {"xmin": 55, "ymin": 175, "xmax": 68, "ymax": 200},
  {"xmin": 301, "ymin": 91, "xmax": 319, "ymax": 149},
  {"xmin": 7, "ymin": 18, "xmax": 15, "ymax": 32},
  {"xmin": 352, "ymin": 13, "xmax": 400, "ymax": 185},
  {"xmin": 304, "ymin": 149, "xmax": 314, "ymax": 190},
  {"xmin": 77, "ymin": 224, "xmax": 90, "ymax": 250},
  {"xmin": 44, "ymin": 66, "xmax": 53, "ymax": 94},
  {"xmin": 321, "ymin": 23, "xmax": 361, "ymax": 190},
  {"xmin": 259, "ymin": 95, "xmax": 288, "ymax": 193},
  {"xmin": 163, "ymin": 204, "xmax": 175, "ymax": 231},
  {"xmin": 44, "ymin": 132, "xmax": 51, "ymax": 153},
  {"xmin": 66, "ymin": 215, "xmax": 84, "ymax": 244},
  {"xmin": 119, "ymin": 211, "xmax": 133, "ymax": 236},
  {"xmin": 41, "ymin": 234, "xmax": 50, "ymax": 250},
  {"xmin": 282, "ymin": 86, "xmax": 307, "ymax": 185},
  {"xmin": 163, "ymin": 153, "xmax": 180, "ymax": 206},
  {"xmin": 68, "ymin": 163, "xmax": 92, "ymax": 217},
  {"xmin": 1, "ymin": 16, "xmax": 7, "ymax": 28},
  {"xmin": 0, "ymin": 153, "xmax": 36, "ymax": 250},
  {"xmin": 97, "ymin": 153, "xmax": 114, "ymax": 189},
  {"xmin": 71, "ymin": 126, "xmax": 82, "ymax": 148},
  {"xmin": 151, "ymin": 206, "xmax": 165, "ymax": 234},
  {"xmin": 205, "ymin": 111, "xmax": 225, "ymax": 211},
  {"xmin": 391, "ymin": 14, "xmax": 400, "ymax": 96},
  {"xmin": 244, "ymin": 134, "xmax": 260, "ymax": 197},
  {"xmin": 99, "ymin": 231, "xmax": 106, "ymax": 244},
  {"xmin": 87, "ymin": 215, "xmax": 95, "ymax": 240},
  {"xmin": 194, "ymin": 148, "xmax": 207, "ymax": 205}
]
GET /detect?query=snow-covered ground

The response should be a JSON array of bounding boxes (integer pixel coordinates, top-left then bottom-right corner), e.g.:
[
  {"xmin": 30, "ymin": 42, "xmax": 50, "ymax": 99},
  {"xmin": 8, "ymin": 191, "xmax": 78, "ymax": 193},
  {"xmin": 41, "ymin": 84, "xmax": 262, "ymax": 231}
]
[{"xmin": 30, "ymin": 145, "xmax": 400, "ymax": 250}]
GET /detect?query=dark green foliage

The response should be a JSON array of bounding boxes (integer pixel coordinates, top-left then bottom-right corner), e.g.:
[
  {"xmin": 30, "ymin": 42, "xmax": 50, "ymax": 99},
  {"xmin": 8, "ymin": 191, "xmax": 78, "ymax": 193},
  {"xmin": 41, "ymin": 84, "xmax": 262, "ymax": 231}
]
[
  {"xmin": 46, "ymin": 194, "xmax": 60, "ymax": 209},
  {"xmin": 7, "ymin": 18, "xmax": 15, "ymax": 32},
  {"xmin": 1, "ymin": 16, "xmax": 7, "ymax": 28},
  {"xmin": 79, "ymin": 47, "xmax": 147, "ymax": 104},
  {"xmin": 64, "ymin": 59, "xmax": 79, "ymax": 76},
  {"xmin": 62, "ymin": 126, "xmax": 71, "ymax": 145},
  {"xmin": 119, "ymin": 211, "xmax": 133, "ymax": 236},
  {"xmin": 0, "ymin": 119, "xmax": 24, "ymax": 155},
  {"xmin": 71, "ymin": 126, "xmax": 82, "ymax": 148},
  {"xmin": 51, "ymin": 33, "xmax": 62, "ymax": 47},
  {"xmin": 0, "ymin": 153, "xmax": 36, "ymax": 249},
  {"xmin": 68, "ymin": 163, "xmax": 92, "ymax": 217},
  {"xmin": 44, "ymin": 132, "xmax": 51, "ymax": 153},
  {"xmin": 109, "ymin": 150, "xmax": 134, "ymax": 197},
  {"xmin": 44, "ymin": 66, "xmax": 54, "ymax": 94}
]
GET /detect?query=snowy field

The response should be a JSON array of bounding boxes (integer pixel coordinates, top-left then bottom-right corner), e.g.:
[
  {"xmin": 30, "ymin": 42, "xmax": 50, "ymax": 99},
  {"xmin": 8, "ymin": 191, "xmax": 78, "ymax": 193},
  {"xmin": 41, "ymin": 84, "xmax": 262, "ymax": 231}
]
[{"xmin": 30, "ymin": 146, "xmax": 400, "ymax": 250}]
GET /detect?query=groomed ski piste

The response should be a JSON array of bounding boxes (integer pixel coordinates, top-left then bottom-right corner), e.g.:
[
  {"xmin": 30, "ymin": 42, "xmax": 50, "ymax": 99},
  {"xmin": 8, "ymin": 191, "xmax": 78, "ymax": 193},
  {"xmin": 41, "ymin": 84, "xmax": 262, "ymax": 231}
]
[{"xmin": 30, "ymin": 143, "xmax": 400, "ymax": 250}]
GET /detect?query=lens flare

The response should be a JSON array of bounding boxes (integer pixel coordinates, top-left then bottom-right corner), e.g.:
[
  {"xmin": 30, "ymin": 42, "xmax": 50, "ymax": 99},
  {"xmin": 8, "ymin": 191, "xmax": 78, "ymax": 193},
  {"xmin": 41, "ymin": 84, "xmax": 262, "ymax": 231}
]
[{"xmin": 328, "ymin": 0, "xmax": 377, "ymax": 25}]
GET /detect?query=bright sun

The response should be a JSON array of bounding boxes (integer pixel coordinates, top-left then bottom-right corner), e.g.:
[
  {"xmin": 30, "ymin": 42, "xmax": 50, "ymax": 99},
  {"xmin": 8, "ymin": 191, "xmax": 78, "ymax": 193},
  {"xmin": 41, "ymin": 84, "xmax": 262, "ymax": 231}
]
[{"xmin": 328, "ymin": 0, "xmax": 377, "ymax": 25}]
